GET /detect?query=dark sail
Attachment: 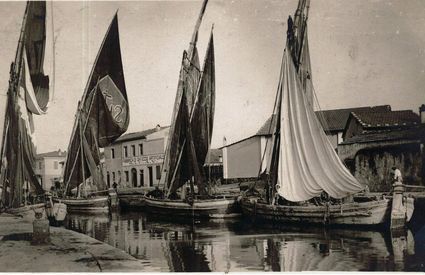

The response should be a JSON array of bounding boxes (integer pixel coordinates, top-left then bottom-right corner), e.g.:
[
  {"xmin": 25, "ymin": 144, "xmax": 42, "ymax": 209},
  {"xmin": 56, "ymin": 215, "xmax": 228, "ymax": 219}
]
[
  {"xmin": 190, "ymin": 31, "xmax": 215, "ymax": 188},
  {"xmin": 1, "ymin": 2, "xmax": 50, "ymax": 208},
  {"xmin": 165, "ymin": 28, "xmax": 215, "ymax": 197},
  {"xmin": 63, "ymin": 14, "xmax": 129, "ymax": 195},
  {"xmin": 160, "ymin": 0, "xmax": 209, "ymax": 196}
]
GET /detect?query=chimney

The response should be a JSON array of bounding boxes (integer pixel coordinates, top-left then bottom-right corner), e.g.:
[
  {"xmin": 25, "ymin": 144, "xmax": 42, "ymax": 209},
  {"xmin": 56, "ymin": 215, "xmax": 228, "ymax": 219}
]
[
  {"xmin": 155, "ymin": 124, "xmax": 161, "ymax": 132},
  {"xmin": 420, "ymin": 104, "xmax": 425, "ymax": 124},
  {"xmin": 223, "ymin": 136, "xmax": 227, "ymax": 147}
]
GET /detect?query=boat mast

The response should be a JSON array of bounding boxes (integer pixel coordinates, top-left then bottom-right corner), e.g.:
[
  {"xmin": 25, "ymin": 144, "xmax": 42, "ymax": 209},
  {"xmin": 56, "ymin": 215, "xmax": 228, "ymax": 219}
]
[{"xmin": 188, "ymin": 0, "xmax": 208, "ymax": 60}]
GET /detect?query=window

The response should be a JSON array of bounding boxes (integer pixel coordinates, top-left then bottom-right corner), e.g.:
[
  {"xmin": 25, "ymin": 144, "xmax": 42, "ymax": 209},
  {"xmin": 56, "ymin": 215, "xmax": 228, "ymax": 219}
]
[
  {"xmin": 54, "ymin": 161, "xmax": 58, "ymax": 169},
  {"xmin": 125, "ymin": 171, "xmax": 129, "ymax": 182},
  {"xmin": 139, "ymin": 144, "xmax": 143, "ymax": 155},
  {"xmin": 156, "ymin": 165, "xmax": 161, "ymax": 180},
  {"xmin": 38, "ymin": 161, "xmax": 42, "ymax": 170},
  {"xmin": 124, "ymin": 146, "xmax": 128, "ymax": 158},
  {"xmin": 111, "ymin": 148, "xmax": 115, "ymax": 159},
  {"xmin": 112, "ymin": 172, "xmax": 116, "ymax": 182},
  {"xmin": 131, "ymin": 145, "xmax": 136, "ymax": 156},
  {"xmin": 107, "ymin": 172, "xmax": 110, "ymax": 188}
]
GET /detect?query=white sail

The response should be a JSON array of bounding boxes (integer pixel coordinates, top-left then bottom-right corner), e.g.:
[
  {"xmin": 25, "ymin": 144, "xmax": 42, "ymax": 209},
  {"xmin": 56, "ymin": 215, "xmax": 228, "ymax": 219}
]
[{"xmin": 276, "ymin": 50, "xmax": 364, "ymax": 201}]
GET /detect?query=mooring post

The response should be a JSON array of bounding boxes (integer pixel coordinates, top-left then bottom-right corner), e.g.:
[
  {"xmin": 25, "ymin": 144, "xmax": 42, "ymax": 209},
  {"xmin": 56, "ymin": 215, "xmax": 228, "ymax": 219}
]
[
  {"xmin": 390, "ymin": 182, "xmax": 407, "ymax": 229},
  {"xmin": 32, "ymin": 209, "xmax": 50, "ymax": 245}
]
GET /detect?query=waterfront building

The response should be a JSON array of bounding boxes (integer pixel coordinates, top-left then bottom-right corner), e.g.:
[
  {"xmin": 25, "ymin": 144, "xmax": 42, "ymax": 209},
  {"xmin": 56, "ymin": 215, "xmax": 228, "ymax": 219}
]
[
  {"xmin": 221, "ymin": 105, "xmax": 391, "ymax": 181},
  {"xmin": 338, "ymin": 105, "xmax": 425, "ymax": 191},
  {"xmin": 34, "ymin": 149, "xmax": 67, "ymax": 191},
  {"xmin": 103, "ymin": 125, "xmax": 169, "ymax": 189}
]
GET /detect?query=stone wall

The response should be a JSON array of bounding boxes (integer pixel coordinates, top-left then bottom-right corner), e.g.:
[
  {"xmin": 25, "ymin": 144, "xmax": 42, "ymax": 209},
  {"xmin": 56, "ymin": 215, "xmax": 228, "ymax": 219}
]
[{"xmin": 352, "ymin": 143, "xmax": 423, "ymax": 191}]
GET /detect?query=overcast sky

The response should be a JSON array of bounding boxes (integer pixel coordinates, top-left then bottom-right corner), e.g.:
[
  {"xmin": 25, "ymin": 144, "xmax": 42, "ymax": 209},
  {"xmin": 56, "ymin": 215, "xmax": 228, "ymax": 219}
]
[{"xmin": 0, "ymin": 0, "xmax": 424, "ymax": 153}]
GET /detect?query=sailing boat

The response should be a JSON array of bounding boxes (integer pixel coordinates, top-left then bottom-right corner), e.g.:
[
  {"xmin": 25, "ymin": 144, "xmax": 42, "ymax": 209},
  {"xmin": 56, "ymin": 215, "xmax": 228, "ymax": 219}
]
[
  {"xmin": 144, "ymin": 0, "xmax": 239, "ymax": 219},
  {"xmin": 57, "ymin": 13, "xmax": 129, "ymax": 213},
  {"xmin": 240, "ymin": 0, "xmax": 414, "ymax": 226},
  {"xmin": 0, "ymin": 1, "xmax": 63, "ymax": 221}
]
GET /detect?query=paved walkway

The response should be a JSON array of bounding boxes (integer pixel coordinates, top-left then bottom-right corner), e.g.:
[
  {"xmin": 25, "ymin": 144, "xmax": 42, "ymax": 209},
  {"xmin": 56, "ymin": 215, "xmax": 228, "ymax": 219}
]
[{"xmin": 0, "ymin": 213, "xmax": 145, "ymax": 272}]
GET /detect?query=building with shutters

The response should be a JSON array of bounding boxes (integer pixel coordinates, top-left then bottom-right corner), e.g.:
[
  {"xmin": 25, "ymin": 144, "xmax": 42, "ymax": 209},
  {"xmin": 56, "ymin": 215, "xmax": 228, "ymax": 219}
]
[{"xmin": 103, "ymin": 125, "xmax": 169, "ymax": 189}]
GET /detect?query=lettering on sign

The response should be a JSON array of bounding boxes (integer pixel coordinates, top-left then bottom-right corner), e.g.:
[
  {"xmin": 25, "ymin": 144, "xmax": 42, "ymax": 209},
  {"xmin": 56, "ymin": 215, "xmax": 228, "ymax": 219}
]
[{"xmin": 123, "ymin": 154, "xmax": 165, "ymax": 167}]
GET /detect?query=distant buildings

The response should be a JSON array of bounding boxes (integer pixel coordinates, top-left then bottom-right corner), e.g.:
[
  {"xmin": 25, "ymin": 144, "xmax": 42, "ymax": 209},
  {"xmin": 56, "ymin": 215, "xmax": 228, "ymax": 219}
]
[
  {"xmin": 35, "ymin": 149, "xmax": 66, "ymax": 191},
  {"xmin": 222, "ymin": 104, "xmax": 425, "ymax": 191},
  {"xmin": 103, "ymin": 125, "xmax": 169, "ymax": 189},
  {"xmin": 221, "ymin": 106, "xmax": 389, "ymax": 180}
]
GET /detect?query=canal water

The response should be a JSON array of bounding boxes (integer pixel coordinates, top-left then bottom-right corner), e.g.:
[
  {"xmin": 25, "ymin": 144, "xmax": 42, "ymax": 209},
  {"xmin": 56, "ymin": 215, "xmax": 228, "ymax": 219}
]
[{"xmin": 65, "ymin": 211, "xmax": 425, "ymax": 272}]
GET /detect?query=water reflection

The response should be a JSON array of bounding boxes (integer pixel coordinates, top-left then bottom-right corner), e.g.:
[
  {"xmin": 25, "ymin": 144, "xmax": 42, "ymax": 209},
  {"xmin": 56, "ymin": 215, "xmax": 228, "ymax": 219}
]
[{"xmin": 65, "ymin": 211, "xmax": 424, "ymax": 272}]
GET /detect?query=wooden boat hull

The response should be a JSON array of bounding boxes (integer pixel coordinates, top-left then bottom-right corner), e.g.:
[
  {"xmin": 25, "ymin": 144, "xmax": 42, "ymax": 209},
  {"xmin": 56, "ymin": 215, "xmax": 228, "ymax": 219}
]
[
  {"xmin": 145, "ymin": 196, "xmax": 241, "ymax": 219},
  {"xmin": 240, "ymin": 196, "xmax": 414, "ymax": 226},
  {"xmin": 5, "ymin": 203, "xmax": 47, "ymax": 222},
  {"xmin": 54, "ymin": 196, "xmax": 109, "ymax": 213},
  {"xmin": 117, "ymin": 187, "xmax": 151, "ymax": 209}
]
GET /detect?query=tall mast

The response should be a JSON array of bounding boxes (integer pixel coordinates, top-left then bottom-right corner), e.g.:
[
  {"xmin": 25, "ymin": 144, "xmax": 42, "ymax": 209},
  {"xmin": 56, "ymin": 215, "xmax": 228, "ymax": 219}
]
[{"xmin": 187, "ymin": 0, "xmax": 208, "ymax": 60}]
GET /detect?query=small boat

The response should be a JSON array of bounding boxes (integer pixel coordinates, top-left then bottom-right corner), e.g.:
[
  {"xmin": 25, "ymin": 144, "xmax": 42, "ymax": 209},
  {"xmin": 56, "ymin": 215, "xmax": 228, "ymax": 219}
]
[
  {"xmin": 117, "ymin": 187, "xmax": 152, "ymax": 209},
  {"xmin": 0, "ymin": 1, "xmax": 65, "ymax": 223},
  {"xmin": 145, "ymin": 195, "xmax": 240, "ymax": 220},
  {"xmin": 241, "ymin": 195, "xmax": 414, "ymax": 226},
  {"xmin": 241, "ymin": 0, "xmax": 414, "ymax": 228},
  {"xmin": 55, "ymin": 196, "xmax": 109, "ymax": 213},
  {"xmin": 144, "ymin": 0, "xmax": 239, "ymax": 219},
  {"xmin": 61, "ymin": 12, "xmax": 130, "ymax": 214}
]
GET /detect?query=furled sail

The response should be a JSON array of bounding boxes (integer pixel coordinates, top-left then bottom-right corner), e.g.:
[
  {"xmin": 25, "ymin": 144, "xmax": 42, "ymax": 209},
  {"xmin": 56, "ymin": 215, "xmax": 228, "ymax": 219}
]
[
  {"xmin": 63, "ymin": 14, "xmax": 129, "ymax": 195},
  {"xmin": 24, "ymin": 1, "xmax": 51, "ymax": 114},
  {"xmin": 160, "ymin": 0, "xmax": 212, "ymax": 196},
  {"xmin": 276, "ymin": 50, "xmax": 363, "ymax": 201},
  {"xmin": 287, "ymin": 0, "xmax": 313, "ymax": 104},
  {"xmin": 1, "ymin": 1, "xmax": 52, "ymax": 208}
]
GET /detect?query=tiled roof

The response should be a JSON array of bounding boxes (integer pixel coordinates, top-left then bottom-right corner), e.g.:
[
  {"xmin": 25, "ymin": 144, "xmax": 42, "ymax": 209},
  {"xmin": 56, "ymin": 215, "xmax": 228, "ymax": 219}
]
[
  {"xmin": 351, "ymin": 110, "xmax": 420, "ymax": 128},
  {"xmin": 256, "ymin": 105, "xmax": 392, "ymax": 135},
  {"xmin": 113, "ymin": 125, "xmax": 169, "ymax": 143},
  {"xmin": 36, "ymin": 150, "xmax": 66, "ymax": 158},
  {"xmin": 340, "ymin": 125, "xmax": 425, "ymax": 145},
  {"xmin": 204, "ymin": 148, "xmax": 223, "ymax": 164},
  {"xmin": 315, "ymin": 105, "xmax": 391, "ymax": 132}
]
